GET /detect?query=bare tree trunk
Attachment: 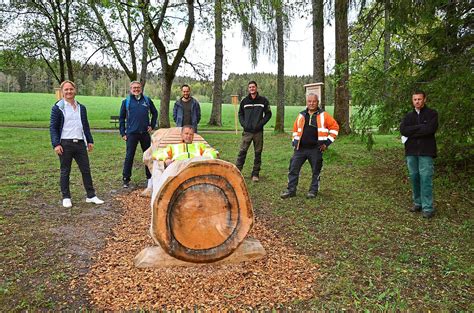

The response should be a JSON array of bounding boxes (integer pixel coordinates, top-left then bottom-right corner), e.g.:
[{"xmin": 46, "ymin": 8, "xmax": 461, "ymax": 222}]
[
  {"xmin": 140, "ymin": 29, "xmax": 149, "ymax": 88},
  {"xmin": 90, "ymin": 1, "xmax": 137, "ymax": 82},
  {"xmin": 144, "ymin": 0, "xmax": 195, "ymax": 128},
  {"xmin": 53, "ymin": 26, "xmax": 66, "ymax": 83},
  {"xmin": 274, "ymin": 2, "xmax": 285, "ymax": 133},
  {"xmin": 312, "ymin": 0, "xmax": 325, "ymax": 109},
  {"xmin": 160, "ymin": 76, "xmax": 173, "ymax": 128},
  {"xmin": 209, "ymin": 0, "xmax": 223, "ymax": 126},
  {"xmin": 334, "ymin": 0, "xmax": 351, "ymax": 135},
  {"xmin": 63, "ymin": 0, "xmax": 74, "ymax": 81},
  {"xmin": 126, "ymin": 4, "xmax": 138, "ymax": 81},
  {"xmin": 63, "ymin": 28, "xmax": 74, "ymax": 82},
  {"xmin": 379, "ymin": 0, "xmax": 391, "ymax": 133},
  {"xmin": 48, "ymin": 1, "xmax": 66, "ymax": 83},
  {"xmin": 383, "ymin": 0, "xmax": 390, "ymax": 73}
]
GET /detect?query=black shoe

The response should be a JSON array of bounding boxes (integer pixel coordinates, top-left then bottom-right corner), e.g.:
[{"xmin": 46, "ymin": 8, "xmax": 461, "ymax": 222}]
[
  {"xmin": 306, "ymin": 191, "xmax": 317, "ymax": 199},
  {"xmin": 280, "ymin": 190, "xmax": 296, "ymax": 199},
  {"xmin": 409, "ymin": 205, "xmax": 422, "ymax": 212},
  {"xmin": 422, "ymin": 211, "xmax": 435, "ymax": 219},
  {"xmin": 123, "ymin": 179, "xmax": 130, "ymax": 188}
]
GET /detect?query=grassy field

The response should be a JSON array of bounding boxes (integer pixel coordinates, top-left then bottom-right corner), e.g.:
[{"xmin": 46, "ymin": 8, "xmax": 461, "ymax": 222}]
[
  {"xmin": 0, "ymin": 92, "xmax": 337, "ymax": 130},
  {"xmin": 0, "ymin": 126, "xmax": 472, "ymax": 310}
]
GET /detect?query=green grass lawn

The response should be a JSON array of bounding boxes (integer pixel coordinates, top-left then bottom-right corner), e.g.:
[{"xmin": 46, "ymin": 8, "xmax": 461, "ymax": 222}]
[
  {"xmin": 0, "ymin": 126, "xmax": 472, "ymax": 310},
  {"xmin": 0, "ymin": 92, "xmax": 336, "ymax": 130}
]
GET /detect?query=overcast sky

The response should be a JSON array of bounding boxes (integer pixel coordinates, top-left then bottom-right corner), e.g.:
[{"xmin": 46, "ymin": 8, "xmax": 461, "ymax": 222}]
[{"xmin": 177, "ymin": 14, "xmax": 336, "ymax": 79}]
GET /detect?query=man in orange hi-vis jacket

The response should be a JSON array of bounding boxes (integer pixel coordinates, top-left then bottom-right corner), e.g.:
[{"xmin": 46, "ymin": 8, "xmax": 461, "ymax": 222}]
[{"xmin": 281, "ymin": 93, "xmax": 339, "ymax": 199}]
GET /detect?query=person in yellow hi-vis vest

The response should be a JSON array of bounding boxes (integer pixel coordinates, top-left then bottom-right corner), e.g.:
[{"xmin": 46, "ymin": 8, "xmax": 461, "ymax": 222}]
[{"xmin": 152, "ymin": 125, "xmax": 219, "ymax": 167}]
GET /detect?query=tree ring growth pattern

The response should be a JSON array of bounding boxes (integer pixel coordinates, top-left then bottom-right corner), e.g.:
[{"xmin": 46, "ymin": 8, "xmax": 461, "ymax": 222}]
[{"xmin": 151, "ymin": 159, "xmax": 253, "ymax": 263}]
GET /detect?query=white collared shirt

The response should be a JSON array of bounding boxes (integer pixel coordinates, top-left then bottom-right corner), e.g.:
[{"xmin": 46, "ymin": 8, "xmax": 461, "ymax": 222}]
[{"xmin": 61, "ymin": 99, "xmax": 84, "ymax": 140}]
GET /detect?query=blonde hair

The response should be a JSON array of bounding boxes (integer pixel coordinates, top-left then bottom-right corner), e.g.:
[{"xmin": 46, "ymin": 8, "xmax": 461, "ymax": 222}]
[{"xmin": 60, "ymin": 80, "xmax": 77, "ymax": 90}]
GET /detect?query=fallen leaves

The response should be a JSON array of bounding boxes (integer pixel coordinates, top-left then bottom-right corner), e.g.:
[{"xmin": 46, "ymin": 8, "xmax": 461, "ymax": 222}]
[{"xmin": 83, "ymin": 190, "xmax": 319, "ymax": 310}]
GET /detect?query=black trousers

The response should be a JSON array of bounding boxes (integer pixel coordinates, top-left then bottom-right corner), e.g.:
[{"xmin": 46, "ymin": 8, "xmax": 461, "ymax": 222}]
[
  {"xmin": 59, "ymin": 139, "xmax": 96, "ymax": 199},
  {"xmin": 235, "ymin": 131, "xmax": 264, "ymax": 177},
  {"xmin": 287, "ymin": 147, "xmax": 323, "ymax": 193},
  {"xmin": 122, "ymin": 132, "xmax": 151, "ymax": 181}
]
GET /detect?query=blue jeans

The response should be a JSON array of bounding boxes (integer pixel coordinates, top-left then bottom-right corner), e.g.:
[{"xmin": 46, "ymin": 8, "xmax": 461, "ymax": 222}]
[
  {"xmin": 406, "ymin": 156, "xmax": 434, "ymax": 213},
  {"xmin": 122, "ymin": 133, "xmax": 151, "ymax": 181}
]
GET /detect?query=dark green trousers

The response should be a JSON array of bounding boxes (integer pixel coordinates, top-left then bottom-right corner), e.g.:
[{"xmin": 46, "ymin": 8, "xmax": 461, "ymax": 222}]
[{"xmin": 235, "ymin": 131, "xmax": 264, "ymax": 177}]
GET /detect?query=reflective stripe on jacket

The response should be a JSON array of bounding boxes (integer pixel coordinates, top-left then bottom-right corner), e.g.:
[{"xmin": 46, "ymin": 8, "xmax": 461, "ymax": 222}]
[
  {"xmin": 152, "ymin": 142, "xmax": 218, "ymax": 161},
  {"xmin": 292, "ymin": 109, "xmax": 339, "ymax": 150}
]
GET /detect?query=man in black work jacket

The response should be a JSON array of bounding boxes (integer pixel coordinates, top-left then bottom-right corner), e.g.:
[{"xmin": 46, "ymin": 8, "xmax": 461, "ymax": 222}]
[
  {"xmin": 400, "ymin": 90, "xmax": 438, "ymax": 218},
  {"xmin": 119, "ymin": 81, "xmax": 158, "ymax": 188},
  {"xmin": 235, "ymin": 80, "xmax": 272, "ymax": 182}
]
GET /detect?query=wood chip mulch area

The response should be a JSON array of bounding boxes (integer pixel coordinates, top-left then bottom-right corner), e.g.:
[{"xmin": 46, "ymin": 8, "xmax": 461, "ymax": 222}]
[{"xmin": 82, "ymin": 190, "xmax": 319, "ymax": 310}]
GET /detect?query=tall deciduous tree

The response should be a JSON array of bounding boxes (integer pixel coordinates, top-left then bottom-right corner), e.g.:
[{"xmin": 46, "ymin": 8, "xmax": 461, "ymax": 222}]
[
  {"xmin": 334, "ymin": 0, "xmax": 351, "ymax": 134},
  {"xmin": 209, "ymin": 0, "xmax": 223, "ymax": 126},
  {"xmin": 274, "ymin": 0, "xmax": 285, "ymax": 132},
  {"xmin": 0, "ymin": 0, "xmax": 84, "ymax": 83},
  {"xmin": 312, "ymin": 0, "xmax": 325, "ymax": 109},
  {"xmin": 379, "ymin": 0, "xmax": 391, "ymax": 133},
  {"xmin": 88, "ymin": 1, "xmax": 153, "ymax": 86},
  {"xmin": 141, "ymin": 0, "xmax": 195, "ymax": 128},
  {"xmin": 234, "ymin": 0, "xmax": 291, "ymax": 132}
]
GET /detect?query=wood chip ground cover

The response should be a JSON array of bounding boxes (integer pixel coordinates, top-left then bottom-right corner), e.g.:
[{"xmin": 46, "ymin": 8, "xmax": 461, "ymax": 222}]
[{"xmin": 83, "ymin": 191, "xmax": 319, "ymax": 310}]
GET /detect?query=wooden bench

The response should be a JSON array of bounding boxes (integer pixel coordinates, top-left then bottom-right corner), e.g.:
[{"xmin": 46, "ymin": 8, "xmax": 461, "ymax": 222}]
[{"xmin": 110, "ymin": 115, "xmax": 120, "ymax": 129}]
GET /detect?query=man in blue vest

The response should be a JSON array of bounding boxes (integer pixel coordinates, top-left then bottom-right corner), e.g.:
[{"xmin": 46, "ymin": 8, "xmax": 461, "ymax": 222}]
[{"xmin": 119, "ymin": 81, "xmax": 158, "ymax": 188}]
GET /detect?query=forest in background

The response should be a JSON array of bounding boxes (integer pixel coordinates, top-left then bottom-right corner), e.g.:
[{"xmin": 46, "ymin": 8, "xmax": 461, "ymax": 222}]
[
  {"xmin": 0, "ymin": 0, "xmax": 472, "ymax": 164},
  {"xmin": 0, "ymin": 52, "xmax": 334, "ymax": 106}
]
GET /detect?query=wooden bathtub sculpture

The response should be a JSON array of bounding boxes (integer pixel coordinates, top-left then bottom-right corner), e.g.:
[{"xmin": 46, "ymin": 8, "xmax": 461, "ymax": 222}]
[{"xmin": 134, "ymin": 127, "xmax": 266, "ymax": 267}]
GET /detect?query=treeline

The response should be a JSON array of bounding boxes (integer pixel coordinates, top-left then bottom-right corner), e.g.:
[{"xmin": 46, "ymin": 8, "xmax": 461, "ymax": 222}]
[
  {"xmin": 0, "ymin": 53, "xmax": 334, "ymax": 106},
  {"xmin": 1, "ymin": 1, "xmax": 471, "ymax": 164}
]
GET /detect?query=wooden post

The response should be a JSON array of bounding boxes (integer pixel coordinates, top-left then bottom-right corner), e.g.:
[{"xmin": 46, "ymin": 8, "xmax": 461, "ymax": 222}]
[
  {"xmin": 303, "ymin": 83, "xmax": 324, "ymax": 103},
  {"xmin": 349, "ymin": 99, "xmax": 352, "ymax": 123},
  {"xmin": 231, "ymin": 95, "xmax": 239, "ymax": 135},
  {"xmin": 55, "ymin": 87, "xmax": 62, "ymax": 100}
]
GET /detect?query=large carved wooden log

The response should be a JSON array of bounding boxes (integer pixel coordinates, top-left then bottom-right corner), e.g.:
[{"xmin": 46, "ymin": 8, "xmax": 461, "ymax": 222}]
[{"xmin": 150, "ymin": 158, "xmax": 254, "ymax": 263}]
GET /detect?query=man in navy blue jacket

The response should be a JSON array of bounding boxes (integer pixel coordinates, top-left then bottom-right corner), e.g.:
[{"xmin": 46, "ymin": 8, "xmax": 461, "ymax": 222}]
[
  {"xmin": 119, "ymin": 81, "xmax": 158, "ymax": 188},
  {"xmin": 400, "ymin": 90, "xmax": 438, "ymax": 218}
]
